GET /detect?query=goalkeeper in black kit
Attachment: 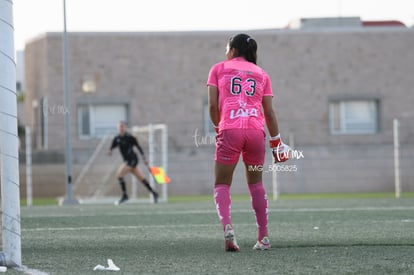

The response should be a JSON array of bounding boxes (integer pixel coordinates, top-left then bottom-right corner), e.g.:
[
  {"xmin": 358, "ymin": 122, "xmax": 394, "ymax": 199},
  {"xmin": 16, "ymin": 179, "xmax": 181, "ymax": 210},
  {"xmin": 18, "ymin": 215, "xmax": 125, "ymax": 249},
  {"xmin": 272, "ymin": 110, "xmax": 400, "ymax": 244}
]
[{"xmin": 108, "ymin": 121, "xmax": 158, "ymax": 204}]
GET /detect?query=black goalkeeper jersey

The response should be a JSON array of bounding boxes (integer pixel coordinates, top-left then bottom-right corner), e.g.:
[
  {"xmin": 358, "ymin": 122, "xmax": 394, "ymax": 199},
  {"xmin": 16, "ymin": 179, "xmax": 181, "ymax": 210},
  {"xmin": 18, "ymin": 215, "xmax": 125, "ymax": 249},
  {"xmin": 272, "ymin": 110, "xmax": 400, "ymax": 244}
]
[{"xmin": 110, "ymin": 132, "xmax": 144, "ymax": 161}]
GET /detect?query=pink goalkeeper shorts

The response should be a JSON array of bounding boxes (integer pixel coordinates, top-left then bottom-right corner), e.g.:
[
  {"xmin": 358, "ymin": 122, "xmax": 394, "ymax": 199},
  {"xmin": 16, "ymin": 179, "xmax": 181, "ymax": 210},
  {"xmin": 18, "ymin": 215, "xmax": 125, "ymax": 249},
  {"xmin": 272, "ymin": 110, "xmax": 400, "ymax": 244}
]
[{"xmin": 215, "ymin": 129, "xmax": 266, "ymax": 165}]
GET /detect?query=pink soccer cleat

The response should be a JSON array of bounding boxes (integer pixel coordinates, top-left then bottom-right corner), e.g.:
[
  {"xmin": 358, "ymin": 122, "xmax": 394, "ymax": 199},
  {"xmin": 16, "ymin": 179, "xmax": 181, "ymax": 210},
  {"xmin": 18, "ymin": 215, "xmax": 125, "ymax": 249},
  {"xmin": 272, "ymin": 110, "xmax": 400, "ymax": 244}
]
[
  {"xmin": 253, "ymin": 236, "xmax": 271, "ymax": 250},
  {"xmin": 224, "ymin": 224, "xmax": 240, "ymax": 252}
]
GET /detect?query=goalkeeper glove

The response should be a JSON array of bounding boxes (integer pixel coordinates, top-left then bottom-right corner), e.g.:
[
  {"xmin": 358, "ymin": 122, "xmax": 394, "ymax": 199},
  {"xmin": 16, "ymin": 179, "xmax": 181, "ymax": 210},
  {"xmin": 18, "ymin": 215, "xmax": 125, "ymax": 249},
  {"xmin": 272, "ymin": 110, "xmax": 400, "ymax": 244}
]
[{"xmin": 269, "ymin": 134, "xmax": 291, "ymax": 163}]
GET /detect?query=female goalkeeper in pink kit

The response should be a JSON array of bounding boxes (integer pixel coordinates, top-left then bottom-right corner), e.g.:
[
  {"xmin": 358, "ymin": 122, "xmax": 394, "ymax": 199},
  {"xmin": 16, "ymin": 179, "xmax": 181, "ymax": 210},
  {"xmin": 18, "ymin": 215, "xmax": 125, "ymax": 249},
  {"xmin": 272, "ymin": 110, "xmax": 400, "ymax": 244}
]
[{"xmin": 207, "ymin": 33, "xmax": 289, "ymax": 252}]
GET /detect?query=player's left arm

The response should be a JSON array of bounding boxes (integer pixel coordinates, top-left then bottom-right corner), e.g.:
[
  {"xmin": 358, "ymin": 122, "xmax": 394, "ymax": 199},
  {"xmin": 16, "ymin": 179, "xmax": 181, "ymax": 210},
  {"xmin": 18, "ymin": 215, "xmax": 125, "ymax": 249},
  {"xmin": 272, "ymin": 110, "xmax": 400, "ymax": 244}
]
[
  {"xmin": 262, "ymin": 96, "xmax": 290, "ymax": 162},
  {"xmin": 133, "ymin": 137, "xmax": 148, "ymax": 164},
  {"xmin": 262, "ymin": 96, "xmax": 279, "ymax": 137}
]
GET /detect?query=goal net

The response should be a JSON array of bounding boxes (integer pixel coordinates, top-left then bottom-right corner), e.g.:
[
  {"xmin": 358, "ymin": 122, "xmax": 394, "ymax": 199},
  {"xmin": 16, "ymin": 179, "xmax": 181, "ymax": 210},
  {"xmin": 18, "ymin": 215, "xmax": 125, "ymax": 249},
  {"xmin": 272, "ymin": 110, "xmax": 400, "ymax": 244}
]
[
  {"xmin": 132, "ymin": 124, "xmax": 168, "ymax": 203},
  {"xmin": 75, "ymin": 124, "xmax": 168, "ymax": 204}
]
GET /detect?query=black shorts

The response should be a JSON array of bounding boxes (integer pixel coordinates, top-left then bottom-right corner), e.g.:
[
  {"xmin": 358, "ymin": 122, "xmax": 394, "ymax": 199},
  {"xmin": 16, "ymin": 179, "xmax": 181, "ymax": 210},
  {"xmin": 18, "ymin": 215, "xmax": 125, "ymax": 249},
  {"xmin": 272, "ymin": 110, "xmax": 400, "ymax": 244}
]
[{"xmin": 125, "ymin": 155, "xmax": 138, "ymax": 168}]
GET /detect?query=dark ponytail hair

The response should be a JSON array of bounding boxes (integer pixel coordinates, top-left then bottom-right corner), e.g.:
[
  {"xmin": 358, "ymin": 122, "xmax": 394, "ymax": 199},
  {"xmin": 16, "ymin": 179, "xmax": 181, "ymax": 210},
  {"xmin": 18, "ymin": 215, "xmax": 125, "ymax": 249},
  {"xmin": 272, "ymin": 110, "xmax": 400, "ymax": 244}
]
[{"xmin": 228, "ymin": 33, "xmax": 258, "ymax": 64}]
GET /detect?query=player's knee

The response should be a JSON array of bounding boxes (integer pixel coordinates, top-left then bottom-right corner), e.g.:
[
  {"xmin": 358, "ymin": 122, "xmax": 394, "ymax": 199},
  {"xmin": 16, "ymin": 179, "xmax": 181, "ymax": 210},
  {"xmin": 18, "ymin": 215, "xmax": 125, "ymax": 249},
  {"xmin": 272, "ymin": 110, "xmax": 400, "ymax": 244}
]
[
  {"xmin": 246, "ymin": 170, "xmax": 262, "ymax": 183},
  {"xmin": 215, "ymin": 175, "xmax": 233, "ymax": 185}
]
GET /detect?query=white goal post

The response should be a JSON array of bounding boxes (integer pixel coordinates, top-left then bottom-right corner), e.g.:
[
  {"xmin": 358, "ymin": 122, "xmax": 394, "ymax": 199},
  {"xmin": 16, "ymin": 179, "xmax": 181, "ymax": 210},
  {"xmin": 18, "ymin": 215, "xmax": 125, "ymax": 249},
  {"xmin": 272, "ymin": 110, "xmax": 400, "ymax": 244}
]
[
  {"xmin": 132, "ymin": 124, "xmax": 168, "ymax": 203},
  {"xmin": 0, "ymin": 0, "xmax": 22, "ymax": 267}
]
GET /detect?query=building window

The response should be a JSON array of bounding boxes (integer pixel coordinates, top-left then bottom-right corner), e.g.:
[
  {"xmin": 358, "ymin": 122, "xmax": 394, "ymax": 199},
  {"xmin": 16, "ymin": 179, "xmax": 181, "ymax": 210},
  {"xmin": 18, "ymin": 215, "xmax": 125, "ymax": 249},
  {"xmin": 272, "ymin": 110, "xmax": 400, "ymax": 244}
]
[
  {"xmin": 329, "ymin": 100, "xmax": 378, "ymax": 134},
  {"xmin": 78, "ymin": 104, "xmax": 127, "ymax": 138}
]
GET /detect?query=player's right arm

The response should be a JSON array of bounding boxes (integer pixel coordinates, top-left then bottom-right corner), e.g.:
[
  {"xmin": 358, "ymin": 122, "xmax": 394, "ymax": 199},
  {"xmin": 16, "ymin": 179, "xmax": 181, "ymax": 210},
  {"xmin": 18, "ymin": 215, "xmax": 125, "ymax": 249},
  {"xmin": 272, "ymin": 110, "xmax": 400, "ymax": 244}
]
[
  {"xmin": 208, "ymin": 85, "xmax": 220, "ymax": 132},
  {"xmin": 207, "ymin": 63, "xmax": 221, "ymax": 133}
]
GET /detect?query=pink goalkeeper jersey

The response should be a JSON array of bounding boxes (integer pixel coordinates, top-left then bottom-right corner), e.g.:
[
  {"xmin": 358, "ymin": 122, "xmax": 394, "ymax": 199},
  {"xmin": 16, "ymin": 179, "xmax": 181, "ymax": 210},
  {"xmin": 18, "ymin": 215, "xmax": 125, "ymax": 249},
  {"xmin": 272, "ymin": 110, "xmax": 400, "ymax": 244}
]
[{"xmin": 207, "ymin": 57, "xmax": 273, "ymax": 131}]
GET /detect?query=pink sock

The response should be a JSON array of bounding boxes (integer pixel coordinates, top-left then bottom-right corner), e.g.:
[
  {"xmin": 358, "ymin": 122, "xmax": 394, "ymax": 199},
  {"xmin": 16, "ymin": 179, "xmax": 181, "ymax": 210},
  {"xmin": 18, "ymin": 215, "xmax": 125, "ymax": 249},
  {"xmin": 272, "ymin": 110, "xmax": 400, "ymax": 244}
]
[
  {"xmin": 214, "ymin": 184, "xmax": 232, "ymax": 230},
  {"xmin": 248, "ymin": 182, "xmax": 268, "ymax": 241}
]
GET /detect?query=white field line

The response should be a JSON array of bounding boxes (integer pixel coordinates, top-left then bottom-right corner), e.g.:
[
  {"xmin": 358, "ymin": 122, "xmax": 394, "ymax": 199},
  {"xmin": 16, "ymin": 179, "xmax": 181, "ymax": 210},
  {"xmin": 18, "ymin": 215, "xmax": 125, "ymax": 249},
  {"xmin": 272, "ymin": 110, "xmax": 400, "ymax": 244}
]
[
  {"xmin": 22, "ymin": 206, "xmax": 414, "ymax": 218},
  {"xmin": 16, "ymin": 265, "xmax": 50, "ymax": 275},
  {"xmin": 22, "ymin": 219, "xmax": 414, "ymax": 233},
  {"xmin": 22, "ymin": 223, "xmax": 223, "ymax": 232},
  {"xmin": 22, "ymin": 205, "xmax": 414, "ymax": 233},
  {"xmin": 277, "ymin": 206, "xmax": 414, "ymax": 212}
]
